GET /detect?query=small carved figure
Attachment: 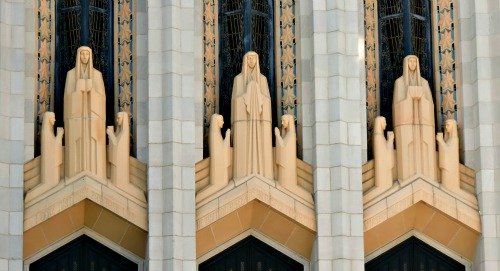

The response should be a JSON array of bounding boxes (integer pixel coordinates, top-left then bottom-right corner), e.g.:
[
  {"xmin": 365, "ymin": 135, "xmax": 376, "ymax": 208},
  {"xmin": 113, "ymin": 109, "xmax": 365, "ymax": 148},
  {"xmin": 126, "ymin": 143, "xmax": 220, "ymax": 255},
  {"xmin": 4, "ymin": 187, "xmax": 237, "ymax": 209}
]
[
  {"xmin": 64, "ymin": 46, "xmax": 106, "ymax": 179},
  {"xmin": 275, "ymin": 114, "xmax": 297, "ymax": 189},
  {"xmin": 437, "ymin": 119, "xmax": 459, "ymax": 192},
  {"xmin": 196, "ymin": 114, "xmax": 231, "ymax": 203},
  {"xmin": 373, "ymin": 116, "xmax": 395, "ymax": 191},
  {"xmin": 393, "ymin": 55, "xmax": 436, "ymax": 181},
  {"xmin": 275, "ymin": 114, "xmax": 312, "ymax": 202},
  {"xmin": 231, "ymin": 51, "xmax": 273, "ymax": 180},
  {"xmin": 25, "ymin": 112, "xmax": 64, "ymax": 202}
]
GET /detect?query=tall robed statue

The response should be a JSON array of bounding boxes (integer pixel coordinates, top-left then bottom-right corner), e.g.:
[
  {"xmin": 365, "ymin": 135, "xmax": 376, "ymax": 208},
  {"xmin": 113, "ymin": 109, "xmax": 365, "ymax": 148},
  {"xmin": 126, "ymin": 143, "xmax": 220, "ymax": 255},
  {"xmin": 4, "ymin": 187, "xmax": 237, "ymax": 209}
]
[
  {"xmin": 231, "ymin": 51, "xmax": 274, "ymax": 180},
  {"xmin": 64, "ymin": 46, "xmax": 107, "ymax": 179},
  {"xmin": 393, "ymin": 55, "xmax": 436, "ymax": 181}
]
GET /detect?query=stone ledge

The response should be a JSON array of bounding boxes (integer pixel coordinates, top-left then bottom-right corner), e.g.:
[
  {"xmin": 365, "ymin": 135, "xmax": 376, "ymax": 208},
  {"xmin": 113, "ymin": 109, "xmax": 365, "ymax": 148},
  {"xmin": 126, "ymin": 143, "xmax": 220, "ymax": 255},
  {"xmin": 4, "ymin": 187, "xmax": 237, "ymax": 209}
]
[
  {"xmin": 364, "ymin": 178, "xmax": 481, "ymax": 233},
  {"xmin": 24, "ymin": 174, "xmax": 148, "ymax": 231},
  {"xmin": 196, "ymin": 174, "xmax": 316, "ymax": 232}
]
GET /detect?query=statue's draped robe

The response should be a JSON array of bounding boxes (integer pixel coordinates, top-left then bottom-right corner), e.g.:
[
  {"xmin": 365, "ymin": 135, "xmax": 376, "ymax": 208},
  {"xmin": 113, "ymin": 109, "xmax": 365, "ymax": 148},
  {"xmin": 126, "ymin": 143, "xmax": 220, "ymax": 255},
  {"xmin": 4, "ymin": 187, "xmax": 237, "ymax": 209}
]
[
  {"xmin": 393, "ymin": 56, "xmax": 436, "ymax": 181},
  {"xmin": 64, "ymin": 47, "xmax": 106, "ymax": 179},
  {"xmin": 231, "ymin": 53, "xmax": 273, "ymax": 180}
]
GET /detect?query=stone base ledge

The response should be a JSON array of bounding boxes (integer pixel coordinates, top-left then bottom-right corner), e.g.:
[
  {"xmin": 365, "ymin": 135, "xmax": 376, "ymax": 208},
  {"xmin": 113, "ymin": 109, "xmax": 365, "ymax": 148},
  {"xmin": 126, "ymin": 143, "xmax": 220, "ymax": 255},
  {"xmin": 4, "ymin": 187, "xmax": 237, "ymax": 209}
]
[
  {"xmin": 24, "ymin": 174, "xmax": 148, "ymax": 231},
  {"xmin": 196, "ymin": 175, "xmax": 316, "ymax": 232},
  {"xmin": 364, "ymin": 177, "xmax": 481, "ymax": 233}
]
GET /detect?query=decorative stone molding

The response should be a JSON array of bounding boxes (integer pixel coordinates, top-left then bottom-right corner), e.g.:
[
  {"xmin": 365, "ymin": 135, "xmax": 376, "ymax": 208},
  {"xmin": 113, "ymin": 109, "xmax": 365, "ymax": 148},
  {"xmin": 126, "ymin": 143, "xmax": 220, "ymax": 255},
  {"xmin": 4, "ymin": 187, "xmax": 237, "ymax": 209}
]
[
  {"xmin": 278, "ymin": 0, "xmax": 298, "ymax": 116},
  {"xmin": 203, "ymin": 0, "xmax": 217, "ymax": 139},
  {"xmin": 364, "ymin": 0, "xmax": 377, "ymax": 139},
  {"xmin": 196, "ymin": 175, "xmax": 316, "ymax": 232},
  {"xmin": 436, "ymin": 0, "xmax": 459, "ymax": 125},
  {"xmin": 24, "ymin": 173, "xmax": 148, "ymax": 232},
  {"xmin": 36, "ymin": 0, "xmax": 53, "ymax": 141}
]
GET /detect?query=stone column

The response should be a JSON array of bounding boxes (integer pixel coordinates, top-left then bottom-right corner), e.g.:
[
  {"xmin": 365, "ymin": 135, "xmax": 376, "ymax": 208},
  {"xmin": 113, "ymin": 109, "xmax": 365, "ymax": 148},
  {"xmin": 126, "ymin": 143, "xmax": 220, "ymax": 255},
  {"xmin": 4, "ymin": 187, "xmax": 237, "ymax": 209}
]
[
  {"xmin": 460, "ymin": 1, "xmax": 500, "ymax": 270},
  {"xmin": 147, "ymin": 0, "xmax": 196, "ymax": 270},
  {"xmin": 0, "ymin": 0, "xmax": 25, "ymax": 270},
  {"xmin": 310, "ymin": 1, "xmax": 365, "ymax": 270}
]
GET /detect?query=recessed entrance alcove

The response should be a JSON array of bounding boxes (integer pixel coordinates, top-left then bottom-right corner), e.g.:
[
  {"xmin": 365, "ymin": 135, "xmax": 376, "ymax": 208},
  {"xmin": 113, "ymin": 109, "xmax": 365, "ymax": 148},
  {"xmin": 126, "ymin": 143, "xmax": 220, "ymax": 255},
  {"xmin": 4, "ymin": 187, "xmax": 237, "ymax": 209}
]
[{"xmin": 199, "ymin": 235, "xmax": 304, "ymax": 271}]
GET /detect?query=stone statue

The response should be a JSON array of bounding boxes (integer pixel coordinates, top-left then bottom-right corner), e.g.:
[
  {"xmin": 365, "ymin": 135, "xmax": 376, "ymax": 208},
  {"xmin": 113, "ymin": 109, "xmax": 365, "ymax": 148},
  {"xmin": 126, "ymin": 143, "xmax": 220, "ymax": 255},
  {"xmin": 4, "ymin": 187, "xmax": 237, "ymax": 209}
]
[
  {"xmin": 64, "ymin": 46, "xmax": 106, "ymax": 179},
  {"xmin": 393, "ymin": 55, "xmax": 436, "ymax": 181},
  {"xmin": 373, "ymin": 116, "xmax": 395, "ymax": 191},
  {"xmin": 275, "ymin": 114, "xmax": 297, "ymax": 189},
  {"xmin": 437, "ymin": 119, "xmax": 459, "ymax": 192},
  {"xmin": 25, "ymin": 112, "xmax": 64, "ymax": 202},
  {"xmin": 107, "ymin": 112, "xmax": 146, "ymax": 201},
  {"xmin": 196, "ymin": 114, "xmax": 231, "ymax": 203},
  {"xmin": 231, "ymin": 51, "xmax": 273, "ymax": 180}
]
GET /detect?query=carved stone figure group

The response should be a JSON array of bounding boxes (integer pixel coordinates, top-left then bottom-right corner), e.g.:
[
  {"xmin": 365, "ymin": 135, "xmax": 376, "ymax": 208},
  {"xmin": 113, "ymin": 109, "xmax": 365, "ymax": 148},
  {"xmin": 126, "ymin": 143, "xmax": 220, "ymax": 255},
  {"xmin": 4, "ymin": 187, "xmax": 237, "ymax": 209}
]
[
  {"xmin": 370, "ymin": 55, "xmax": 464, "ymax": 200},
  {"xmin": 26, "ymin": 47, "xmax": 140, "ymax": 202},
  {"xmin": 198, "ymin": 52, "xmax": 310, "ymax": 203}
]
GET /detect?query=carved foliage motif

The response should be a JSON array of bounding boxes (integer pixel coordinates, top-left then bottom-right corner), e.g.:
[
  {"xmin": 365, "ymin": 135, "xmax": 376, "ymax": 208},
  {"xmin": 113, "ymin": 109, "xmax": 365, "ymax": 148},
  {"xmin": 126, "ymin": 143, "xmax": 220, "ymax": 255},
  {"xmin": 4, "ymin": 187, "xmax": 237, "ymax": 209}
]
[
  {"xmin": 37, "ymin": 0, "xmax": 53, "ymax": 137},
  {"xmin": 437, "ymin": 0, "xmax": 458, "ymax": 123},
  {"xmin": 364, "ymin": 0, "xmax": 377, "ymax": 140},
  {"xmin": 203, "ymin": 0, "xmax": 217, "ymax": 133},
  {"xmin": 279, "ymin": 0, "xmax": 297, "ymax": 115},
  {"xmin": 364, "ymin": 0, "xmax": 459, "ymax": 134}
]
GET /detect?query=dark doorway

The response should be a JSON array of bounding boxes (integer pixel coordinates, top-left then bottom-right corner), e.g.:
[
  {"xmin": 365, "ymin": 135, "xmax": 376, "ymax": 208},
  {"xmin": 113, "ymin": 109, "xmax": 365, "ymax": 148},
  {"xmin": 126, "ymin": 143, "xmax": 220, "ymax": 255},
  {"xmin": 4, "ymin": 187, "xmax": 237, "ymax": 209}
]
[
  {"xmin": 30, "ymin": 235, "xmax": 138, "ymax": 271},
  {"xmin": 199, "ymin": 236, "xmax": 303, "ymax": 271},
  {"xmin": 366, "ymin": 236, "xmax": 465, "ymax": 271}
]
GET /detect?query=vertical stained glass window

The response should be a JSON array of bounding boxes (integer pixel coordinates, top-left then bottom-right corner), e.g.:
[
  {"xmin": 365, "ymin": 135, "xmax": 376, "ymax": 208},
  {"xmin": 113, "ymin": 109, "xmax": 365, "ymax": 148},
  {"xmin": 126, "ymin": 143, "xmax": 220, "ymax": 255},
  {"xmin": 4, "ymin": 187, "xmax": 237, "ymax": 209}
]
[
  {"xmin": 378, "ymin": 0, "xmax": 434, "ymax": 130},
  {"xmin": 55, "ymin": 0, "xmax": 114, "ymax": 127},
  {"xmin": 219, "ymin": 0, "xmax": 275, "ymax": 133}
]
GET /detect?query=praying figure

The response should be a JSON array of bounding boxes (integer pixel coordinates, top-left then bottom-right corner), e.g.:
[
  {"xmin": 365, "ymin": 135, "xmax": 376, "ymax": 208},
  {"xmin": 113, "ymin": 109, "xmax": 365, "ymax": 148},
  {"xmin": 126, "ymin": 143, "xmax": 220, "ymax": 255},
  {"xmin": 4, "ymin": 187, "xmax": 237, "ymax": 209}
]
[
  {"xmin": 196, "ymin": 114, "xmax": 232, "ymax": 203},
  {"xmin": 231, "ymin": 51, "xmax": 273, "ymax": 180},
  {"xmin": 26, "ymin": 112, "xmax": 64, "ymax": 202},
  {"xmin": 373, "ymin": 116, "xmax": 395, "ymax": 192},
  {"xmin": 64, "ymin": 46, "xmax": 106, "ymax": 179},
  {"xmin": 393, "ymin": 55, "xmax": 436, "ymax": 181},
  {"xmin": 275, "ymin": 114, "xmax": 297, "ymax": 189},
  {"xmin": 436, "ymin": 119, "xmax": 460, "ymax": 192}
]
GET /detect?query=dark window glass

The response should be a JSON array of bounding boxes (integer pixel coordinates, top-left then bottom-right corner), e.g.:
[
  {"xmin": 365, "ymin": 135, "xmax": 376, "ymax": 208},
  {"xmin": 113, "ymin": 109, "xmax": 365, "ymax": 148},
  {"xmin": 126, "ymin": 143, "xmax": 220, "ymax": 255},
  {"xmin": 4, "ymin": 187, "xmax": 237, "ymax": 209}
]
[
  {"xmin": 366, "ymin": 236, "xmax": 465, "ymax": 271},
  {"xmin": 218, "ymin": 0, "xmax": 275, "ymax": 136},
  {"xmin": 378, "ymin": 0, "xmax": 434, "ymax": 131},
  {"xmin": 30, "ymin": 235, "xmax": 138, "ymax": 271},
  {"xmin": 55, "ymin": 0, "xmax": 114, "ymax": 128},
  {"xmin": 199, "ymin": 236, "xmax": 303, "ymax": 271}
]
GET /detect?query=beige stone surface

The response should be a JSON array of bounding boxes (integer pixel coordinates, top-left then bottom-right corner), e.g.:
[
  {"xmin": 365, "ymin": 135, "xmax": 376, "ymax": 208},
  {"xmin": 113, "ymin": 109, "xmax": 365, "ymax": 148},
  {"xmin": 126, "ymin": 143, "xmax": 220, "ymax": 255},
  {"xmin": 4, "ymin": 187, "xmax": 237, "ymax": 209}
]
[
  {"xmin": 232, "ymin": 52, "xmax": 273, "ymax": 180},
  {"xmin": 25, "ymin": 112, "xmax": 64, "ymax": 203},
  {"xmin": 393, "ymin": 55, "xmax": 436, "ymax": 182},
  {"xmin": 64, "ymin": 46, "xmax": 106, "ymax": 179}
]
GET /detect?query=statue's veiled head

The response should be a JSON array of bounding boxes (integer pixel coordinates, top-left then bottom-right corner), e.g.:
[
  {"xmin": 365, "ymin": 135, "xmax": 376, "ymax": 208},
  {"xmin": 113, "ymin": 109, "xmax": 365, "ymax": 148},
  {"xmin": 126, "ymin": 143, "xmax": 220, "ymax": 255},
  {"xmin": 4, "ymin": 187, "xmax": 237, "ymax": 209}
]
[
  {"xmin": 42, "ymin": 111, "xmax": 56, "ymax": 128},
  {"xmin": 402, "ymin": 55, "xmax": 422, "ymax": 86},
  {"xmin": 444, "ymin": 119, "xmax": 458, "ymax": 140},
  {"xmin": 241, "ymin": 51, "xmax": 261, "ymax": 84},
  {"xmin": 76, "ymin": 46, "xmax": 94, "ymax": 79},
  {"xmin": 374, "ymin": 116, "xmax": 387, "ymax": 134}
]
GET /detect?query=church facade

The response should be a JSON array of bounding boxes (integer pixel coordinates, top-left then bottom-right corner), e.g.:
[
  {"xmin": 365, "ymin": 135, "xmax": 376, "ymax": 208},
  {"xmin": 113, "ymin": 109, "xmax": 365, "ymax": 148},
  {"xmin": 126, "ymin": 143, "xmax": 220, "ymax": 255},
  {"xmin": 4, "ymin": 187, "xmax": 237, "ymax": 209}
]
[{"xmin": 0, "ymin": 0, "xmax": 499, "ymax": 270}]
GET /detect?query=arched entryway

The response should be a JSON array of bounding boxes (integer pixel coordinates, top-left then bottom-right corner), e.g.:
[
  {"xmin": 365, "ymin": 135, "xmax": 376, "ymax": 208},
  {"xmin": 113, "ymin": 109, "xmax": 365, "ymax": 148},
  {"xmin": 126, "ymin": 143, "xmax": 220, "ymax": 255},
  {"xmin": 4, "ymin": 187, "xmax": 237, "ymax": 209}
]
[
  {"xmin": 30, "ymin": 235, "xmax": 138, "ymax": 271},
  {"xmin": 199, "ymin": 236, "xmax": 303, "ymax": 271},
  {"xmin": 366, "ymin": 236, "xmax": 465, "ymax": 271}
]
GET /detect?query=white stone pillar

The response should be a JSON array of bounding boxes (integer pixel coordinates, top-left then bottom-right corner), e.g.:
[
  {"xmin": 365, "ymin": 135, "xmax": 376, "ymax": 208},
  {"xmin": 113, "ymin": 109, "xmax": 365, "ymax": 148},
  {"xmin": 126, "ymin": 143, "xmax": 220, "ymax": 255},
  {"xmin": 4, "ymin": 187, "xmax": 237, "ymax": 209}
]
[
  {"xmin": 310, "ymin": 0, "xmax": 365, "ymax": 270},
  {"xmin": 146, "ymin": 0, "xmax": 196, "ymax": 270},
  {"xmin": 460, "ymin": 1, "xmax": 500, "ymax": 270},
  {"xmin": 0, "ymin": 0, "xmax": 25, "ymax": 270}
]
